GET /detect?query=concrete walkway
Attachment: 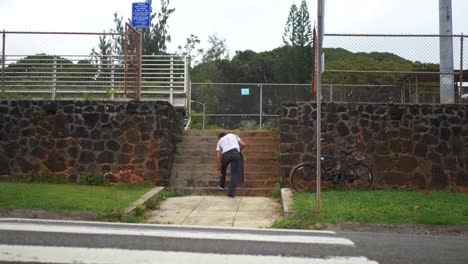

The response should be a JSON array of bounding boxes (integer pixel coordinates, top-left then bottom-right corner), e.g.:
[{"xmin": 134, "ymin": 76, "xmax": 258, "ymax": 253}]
[{"xmin": 147, "ymin": 196, "xmax": 282, "ymax": 228}]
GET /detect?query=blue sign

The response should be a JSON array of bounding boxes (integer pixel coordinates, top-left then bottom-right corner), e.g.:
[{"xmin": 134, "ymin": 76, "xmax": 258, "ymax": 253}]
[
  {"xmin": 132, "ymin": 2, "xmax": 151, "ymax": 28},
  {"xmin": 241, "ymin": 88, "xmax": 250, "ymax": 95}
]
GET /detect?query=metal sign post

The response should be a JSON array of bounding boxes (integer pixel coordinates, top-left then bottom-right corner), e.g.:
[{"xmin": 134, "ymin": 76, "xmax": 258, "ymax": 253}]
[
  {"xmin": 130, "ymin": 2, "xmax": 151, "ymax": 101},
  {"xmin": 316, "ymin": 0, "xmax": 325, "ymax": 212}
]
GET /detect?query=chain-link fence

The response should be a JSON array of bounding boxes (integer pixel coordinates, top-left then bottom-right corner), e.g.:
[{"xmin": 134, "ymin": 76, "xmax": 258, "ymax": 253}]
[
  {"xmin": 190, "ymin": 83, "xmax": 310, "ymax": 130},
  {"xmin": 189, "ymin": 34, "xmax": 467, "ymax": 130},
  {"xmin": 323, "ymin": 34, "xmax": 467, "ymax": 104},
  {"xmin": 0, "ymin": 31, "xmax": 188, "ymax": 107},
  {"xmin": 2, "ymin": 32, "xmax": 467, "ymax": 129},
  {"xmin": 190, "ymin": 83, "xmax": 405, "ymax": 130}
]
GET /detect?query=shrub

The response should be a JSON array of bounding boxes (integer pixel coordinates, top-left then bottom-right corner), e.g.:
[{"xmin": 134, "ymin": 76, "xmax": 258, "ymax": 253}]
[
  {"xmin": 146, "ymin": 189, "xmax": 184, "ymax": 210},
  {"xmin": 263, "ymin": 119, "xmax": 280, "ymax": 131},
  {"xmin": 239, "ymin": 120, "xmax": 258, "ymax": 130},
  {"xmin": 135, "ymin": 204, "xmax": 146, "ymax": 217},
  {"xmin": 80, "ymin": 173, "xmax": 106, "ymax": 186},
  {"xmin": 270, "ymin": 182, "xmax": 282, "ymax": 200}
]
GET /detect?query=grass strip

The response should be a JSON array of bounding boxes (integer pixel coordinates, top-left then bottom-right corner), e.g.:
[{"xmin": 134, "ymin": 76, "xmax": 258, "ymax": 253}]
[
  {"xmin": 0, "ymin": 182, "xmax": 153, "ymax": 213},
  {"xmin": 273, "ymin": 190, "xmax": 468, "ymax": 229}
]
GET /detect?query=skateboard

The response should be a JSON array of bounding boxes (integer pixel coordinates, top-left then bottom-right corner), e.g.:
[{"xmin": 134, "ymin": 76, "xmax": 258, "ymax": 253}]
[{"xmin": 238, "ymin": 152, "xmax": 245, "ymax": 188}]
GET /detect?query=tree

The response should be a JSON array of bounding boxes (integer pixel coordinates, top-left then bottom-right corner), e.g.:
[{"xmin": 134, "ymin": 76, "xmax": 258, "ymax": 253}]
[
  {"xmin": 281, "ymin": 1, "xmax": 314, "ymax": 83},
  {"xmin": 282, "ymin": 3, "xmax": 298, "ymax": 47},
  {"xmin": 142, "ymin": 0, "xmax": 175, "ymax": 55},
  {"xmin": 178, "ymin": 34, "xmax": 204, "ymax": 68},
  {"xmin": 282, "ymin": 1, "xmax": 313, "ymax": 48},
  {"xmin": 109, "ymin": 13, "xmax": 125, "ymax": 57},
  {"xmin": 202, "ymin": 33, "xmax": 230, "ymax": 62},
  {"xmin": 296, "ymin": 0, "xmax": 313, "ymax": 47},
  {"xmin": 91, "ymin": 12, "xmax": 126, "ymax": 65},
  {"xmin": 90, "ymin": 34, "xmax": 112, "ymax": 82}
]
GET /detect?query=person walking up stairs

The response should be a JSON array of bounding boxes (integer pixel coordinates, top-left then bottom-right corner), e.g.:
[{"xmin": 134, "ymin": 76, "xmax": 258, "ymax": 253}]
[{"xmin": 170, "ymin": 130, "xmax": 280, "ymax": 196}]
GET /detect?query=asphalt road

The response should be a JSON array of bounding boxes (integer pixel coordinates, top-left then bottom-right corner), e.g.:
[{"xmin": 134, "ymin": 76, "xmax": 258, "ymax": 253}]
[{"xmin": 0, "ymin": 218, "xmax": 466, "ymax": 264}]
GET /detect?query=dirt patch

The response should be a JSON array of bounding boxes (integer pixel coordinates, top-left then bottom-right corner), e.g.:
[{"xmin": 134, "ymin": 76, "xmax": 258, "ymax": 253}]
[
  {"xmin": 0, "ymin": 209, "xmax": 98, "ymax": 222},
  {"xmin": 327, "ymin": 223, "xmax": 468, "ymax": 236}
]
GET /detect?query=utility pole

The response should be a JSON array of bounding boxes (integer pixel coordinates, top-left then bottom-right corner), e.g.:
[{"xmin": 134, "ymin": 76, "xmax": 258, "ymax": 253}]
[
  {"xmin": 316, "ymin": 0, "xmax": 325, "ymax": 212},
  {"xmin": 439, "ymin": 0, "xmax": 454, "ymax": 103}
]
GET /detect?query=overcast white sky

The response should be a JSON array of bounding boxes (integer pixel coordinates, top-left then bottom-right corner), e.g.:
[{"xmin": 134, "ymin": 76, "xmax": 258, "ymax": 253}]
[{"xmin": 0, "ymin": 0, "xmax": 467, "ymax": 56}]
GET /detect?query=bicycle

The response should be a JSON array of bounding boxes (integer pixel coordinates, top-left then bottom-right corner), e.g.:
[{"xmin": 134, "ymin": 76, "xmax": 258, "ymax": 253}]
[{"xmin": 289, "ymin": 146, "xmax": 374, "ymax": 193}]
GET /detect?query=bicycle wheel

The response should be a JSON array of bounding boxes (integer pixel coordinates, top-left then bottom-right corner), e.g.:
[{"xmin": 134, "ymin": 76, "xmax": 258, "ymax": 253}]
[
  {"xmin": 289, "ymin": 163, "xmax": 318, "ymax": 193},
  {"xmin": 341, "ymin": 162, "xmax": 373, "ymax": 190}
]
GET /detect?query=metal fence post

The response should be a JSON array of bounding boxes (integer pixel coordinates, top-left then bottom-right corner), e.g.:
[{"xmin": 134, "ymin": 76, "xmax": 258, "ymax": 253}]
[
  {"xmin": 259, "ymin": 83, "xmax": 263, "ymax": 129},
  {"xmin": 184, "ymin": 56, "xmax": 188, "ymax": 107},
  {"xmin": 460, "ymin": 34, "xmax": 464, "ymax": 101},
  {"xmin": 415, "ymin": 76, "xmax": 419, "ymax": 104},
  {"xmin": 202, "ymin": 102, "xmax": 206, "ymax": 131},
  {"xmin": 408, "ymin": 79, "xmax": 412, "ymax": 103},
  {"xmin": 330, "ymin": 84, "xmax": 333, "ymax": 102},
  {"xmin": 138, "ymin": 29, "xmax": 142, "ymax": 101},
  {"xmin": 52, "ymin": 56, "xmax": 57, "ymax": 100},
  {"xmin": 111, "ymin": 53, "xmax": 115, "ymax": 100},
  {"xmin": 2, "ymin": 30, "xmax": 5, "ymax": 94},
  {"xmin": 170, "ymin": 55, "xmax": 174, "ymax": 104}
]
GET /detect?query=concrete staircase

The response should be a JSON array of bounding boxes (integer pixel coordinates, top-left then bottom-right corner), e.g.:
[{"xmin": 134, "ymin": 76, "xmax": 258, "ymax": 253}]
[{"xmin": 170, "ymin": 130, "xmax": 280, "ymax": 196}]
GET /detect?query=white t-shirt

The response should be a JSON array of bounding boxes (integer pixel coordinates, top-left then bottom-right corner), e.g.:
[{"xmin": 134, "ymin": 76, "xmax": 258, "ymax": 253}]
[{"xmin": 216, "ymin": 133, "xmax": 241, "ymax": 154}]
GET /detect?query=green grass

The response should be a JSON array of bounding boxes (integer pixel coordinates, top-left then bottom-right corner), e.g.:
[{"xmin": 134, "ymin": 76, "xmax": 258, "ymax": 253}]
[
  {"xmin": 146, "ymin": 188, "xmax": 184, "ymax": 210},
  {"xmin": 272, "ymin": 190, "xmax": 468, "ymax": 229},
  {"xmin": 0, "ymin": 182, "xmax": 153, "ymax": 213},
  {"xmin": 270, "ymin": 182, "xmax": 282, "ymax": 200}
]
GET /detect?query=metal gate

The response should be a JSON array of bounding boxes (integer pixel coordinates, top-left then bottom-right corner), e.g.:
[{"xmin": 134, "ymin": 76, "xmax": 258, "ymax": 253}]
[{"xmin": 124, "ymin": 23, "xmax": 141, "ymax": 100}]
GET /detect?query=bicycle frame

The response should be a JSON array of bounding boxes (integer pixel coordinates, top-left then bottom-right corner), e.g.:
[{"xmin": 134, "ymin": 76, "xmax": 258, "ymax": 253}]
[
  {"xmin": 318, "ymin": 152, "xmax": 366, "ymax": 184},
  {"xmin": 289, "ymin": 144, "xmax": 374, "ymax": 193}
]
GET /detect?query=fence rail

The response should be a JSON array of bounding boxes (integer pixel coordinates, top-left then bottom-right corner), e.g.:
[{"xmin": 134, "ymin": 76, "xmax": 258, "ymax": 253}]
[
  {"xmin": 189, "ymin": 80, "xmax": 466, "ymax": 130},
  {"xmin": 1, "ymin": 31, "xmax": 188, "ymax": 107}
]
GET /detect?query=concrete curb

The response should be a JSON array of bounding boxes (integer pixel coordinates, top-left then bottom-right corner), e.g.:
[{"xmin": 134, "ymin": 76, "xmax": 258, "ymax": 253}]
[
  {"xmin": 124, "ymin": 187, "xmax": 164, "ymax": 214},
  {"xmin": 280, "ymin": 188, "xmax": 294, "ymax": 217}
]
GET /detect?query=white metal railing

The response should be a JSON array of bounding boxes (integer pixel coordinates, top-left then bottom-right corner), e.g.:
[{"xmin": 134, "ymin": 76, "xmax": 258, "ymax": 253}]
[{"xmin": 1, "ymin": 54, "xmax": 188, "ymax": 107}]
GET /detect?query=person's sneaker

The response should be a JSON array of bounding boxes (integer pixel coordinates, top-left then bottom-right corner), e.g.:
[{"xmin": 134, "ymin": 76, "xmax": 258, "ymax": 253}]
[
  {"xmin": 227, "ymin": 194, "xmax": 235, "ymax": 198},
  {"xmin": 218, "ymin": 185, "xmax": 224, "ymax": 190}
]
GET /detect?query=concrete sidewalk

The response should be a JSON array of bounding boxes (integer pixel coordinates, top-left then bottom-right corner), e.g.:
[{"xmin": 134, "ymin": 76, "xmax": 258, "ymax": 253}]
[{"xmin": 147, "ymin": 196, "xmax": 282, "ymax": 228}]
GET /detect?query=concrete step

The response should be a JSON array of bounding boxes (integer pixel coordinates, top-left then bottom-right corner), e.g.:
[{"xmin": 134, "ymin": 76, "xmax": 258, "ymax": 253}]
[
  {"xmin": 172, "ymin": 129, "xmax": 280, "ymax": 197},
  {"xmin": 179, "ymin": 143, "xmax": 279, "ymax": 152},
  {"xmin": 182, "ymin": 136, "xmax": 280, "ymax": 145},
  {"xmin": 172, "ymin": 171, "xmax": 279, "ymax": 180},
  {"xmin": 174, "ymin": 163, "xmax": 278, "ymax": 172},
  {"xmin": 177, "ymin": 187, "xmax": 274, "ymax": 197},
  {"xmin": 171, "ymin": 179, "xmax": 278, "ymax": 188},
  {"xmin": 183, "ymin": 130, "xmax": 279, "ymax": 137},
  {"xmin": 175, "ymin": 156, "xmax": 278, "ymax": 164},
  {"xmin": 179, "ymin": 149, "xmax": 278, "ymax": 159}
]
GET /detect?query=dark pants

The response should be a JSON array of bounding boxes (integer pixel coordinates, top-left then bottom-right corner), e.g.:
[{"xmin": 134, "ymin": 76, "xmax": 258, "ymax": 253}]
[{"xmin": 219, "ymin": 149, "xmax": 243, "ymax": 196}]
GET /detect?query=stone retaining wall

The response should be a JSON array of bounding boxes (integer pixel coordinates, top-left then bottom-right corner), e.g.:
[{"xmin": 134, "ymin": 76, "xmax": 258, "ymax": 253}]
[
  {"xmin": 280, "ymin": 102, "xmax": 468, "ymax": 189},
  {"xmin": 0, "ymin": 100, "xmax": 181, "ymax": 185}
]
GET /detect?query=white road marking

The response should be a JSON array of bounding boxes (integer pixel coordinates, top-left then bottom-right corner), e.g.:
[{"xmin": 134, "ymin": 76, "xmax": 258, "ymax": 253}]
[
  {"xmin": 0, "ymin": 245, "xmax": 379, "ymax": 264},
  {"xmin": 0, "ymin": 222, "xmax": 354, "ymax": 246},
  {"xmin": 0, "ymin": 218, "xmax": 337, "ymax": 234}
]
